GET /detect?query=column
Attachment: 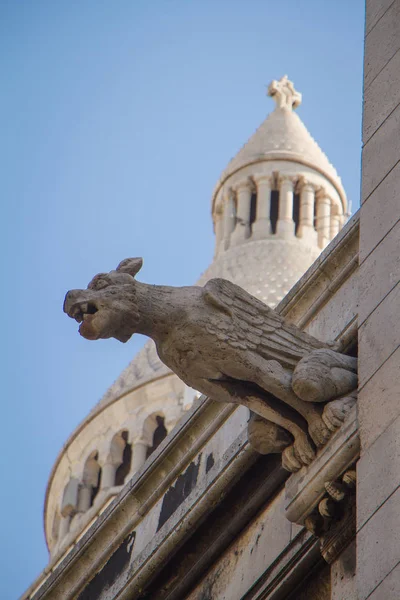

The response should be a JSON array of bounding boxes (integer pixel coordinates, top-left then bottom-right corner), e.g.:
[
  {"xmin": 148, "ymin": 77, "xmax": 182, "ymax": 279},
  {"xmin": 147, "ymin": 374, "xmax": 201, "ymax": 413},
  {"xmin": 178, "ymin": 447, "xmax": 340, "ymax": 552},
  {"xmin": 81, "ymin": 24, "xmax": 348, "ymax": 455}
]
[
  {"xmin": 251, "ymin": 175, "xmax": 271, "ymax": 240},
  {"xmin": 58, "ymin": 515, "xmax": 72, "ymax": 540},
  {"xmin": 230, "ymin": 179, "xmax": 252, "ymax": 245},
  {"xmin": 316, "ymin": 192, "xmax": 331, "ymax": 248},
  {"xmin": 131, "ymin": 440, "xmax": 148, "ymax": 473},
  {"xmin": 77, "ymin": 484, "xmax": 92, "ymax": 512},
  {"xmin": 298, "ymin": 180, "xmax": 317, "ymax": 243},
  {"xmin": 214, "ymin": 210, "xmax": 224, "ymax": 256},
  {"xmin": 59, "ymin": 478, "xmax": 79, "ymax": 538},
  {"xmin": 276, "ymin": 176, "xmax": 295, "ymax": 238},
  {"xmin": 330, "ymin": 208, "xmax": 341, "ymax": 240},
  {"xmin": 101, "ymin": 461, "xmax": 118, "ymax": 489},
  {"xmin": 223, "ymin": 188, "xmax": 235, "ymax": 250}
]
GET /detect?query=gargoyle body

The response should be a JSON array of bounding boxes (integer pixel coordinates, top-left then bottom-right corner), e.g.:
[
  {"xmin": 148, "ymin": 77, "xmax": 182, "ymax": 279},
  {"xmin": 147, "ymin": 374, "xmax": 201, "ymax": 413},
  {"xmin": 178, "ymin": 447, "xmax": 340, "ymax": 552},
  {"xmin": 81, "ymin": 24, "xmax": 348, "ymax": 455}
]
[{"xmin": 64, "ymin": 258, "xmax": 357, "ymax": 472}]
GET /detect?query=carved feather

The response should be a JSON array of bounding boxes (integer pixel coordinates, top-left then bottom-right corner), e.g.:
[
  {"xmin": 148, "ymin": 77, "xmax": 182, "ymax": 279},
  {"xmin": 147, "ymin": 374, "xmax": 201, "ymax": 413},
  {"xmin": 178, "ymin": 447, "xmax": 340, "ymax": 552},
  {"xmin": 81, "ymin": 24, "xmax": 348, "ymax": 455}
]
[{"xmin": 203, "ymin": 278, "xmax": 326, "ymax": 369}]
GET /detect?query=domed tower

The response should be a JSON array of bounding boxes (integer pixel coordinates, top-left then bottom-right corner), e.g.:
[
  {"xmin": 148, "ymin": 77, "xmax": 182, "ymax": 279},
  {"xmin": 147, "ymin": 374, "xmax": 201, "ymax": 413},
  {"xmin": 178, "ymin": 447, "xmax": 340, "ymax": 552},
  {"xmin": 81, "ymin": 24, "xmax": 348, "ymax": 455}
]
[
  {"xmin": 44, "ymin": 77, "xmax": 348, "ymax": 559},
  {"xmin": 200, "ymin": 74, "xmax": 347, "ymax": 304}
]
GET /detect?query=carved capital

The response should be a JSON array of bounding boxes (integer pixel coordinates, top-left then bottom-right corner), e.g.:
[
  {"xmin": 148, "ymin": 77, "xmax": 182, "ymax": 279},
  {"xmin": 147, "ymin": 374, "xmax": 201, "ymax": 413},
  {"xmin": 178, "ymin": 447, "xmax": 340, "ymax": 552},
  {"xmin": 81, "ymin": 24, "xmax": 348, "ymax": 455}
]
[
  {"xmin": 253, "ymin": 174, "xmax": 272, "ymax": 188},
  {"xmin": 277, "ymin": 174, "xmax": 296, "ymax": 191},
  {"xmin": 234, "ymin": 178, "xmax": 254, "ymax": 195},
  {"xmin": 297, "ymin": 177, "xmax": 317, "ymax": 194},
  {"xmin": 315, "ymin": 187, "xmax": 332, "ymax": 204}
]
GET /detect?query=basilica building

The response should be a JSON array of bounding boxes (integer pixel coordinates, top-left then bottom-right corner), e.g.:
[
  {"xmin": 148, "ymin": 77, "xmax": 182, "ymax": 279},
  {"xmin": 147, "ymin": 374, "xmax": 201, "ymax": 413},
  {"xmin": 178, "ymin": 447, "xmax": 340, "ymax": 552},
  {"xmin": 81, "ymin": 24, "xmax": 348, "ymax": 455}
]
[{"xmin": 22, "ymin": 6, "xmax": 400, "ymax": 595}]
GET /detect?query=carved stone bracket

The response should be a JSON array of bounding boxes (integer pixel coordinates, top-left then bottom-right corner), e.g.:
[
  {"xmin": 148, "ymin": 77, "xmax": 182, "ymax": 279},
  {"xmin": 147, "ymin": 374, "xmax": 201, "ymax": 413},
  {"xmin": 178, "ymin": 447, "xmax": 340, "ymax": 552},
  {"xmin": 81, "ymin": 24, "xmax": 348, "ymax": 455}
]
[
  {"xmin": 305, "ymin": 469, "xmax": 356, "ymax": 564},
  {"xmin": 284, "ymin": 406, "xmax": 359, "ymax": 563},
  {"xmin": 285, "ymin": 406, "xmax": 358, "ymax": 522}
]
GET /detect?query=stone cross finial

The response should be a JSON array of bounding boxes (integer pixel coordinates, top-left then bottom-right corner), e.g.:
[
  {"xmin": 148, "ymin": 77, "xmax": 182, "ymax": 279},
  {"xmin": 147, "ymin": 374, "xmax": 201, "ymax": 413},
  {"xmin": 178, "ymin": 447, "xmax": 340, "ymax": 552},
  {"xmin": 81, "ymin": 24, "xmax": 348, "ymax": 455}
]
[{"xmin": 268, "ymin": 75, "xmax": 302, "ymax": 111}]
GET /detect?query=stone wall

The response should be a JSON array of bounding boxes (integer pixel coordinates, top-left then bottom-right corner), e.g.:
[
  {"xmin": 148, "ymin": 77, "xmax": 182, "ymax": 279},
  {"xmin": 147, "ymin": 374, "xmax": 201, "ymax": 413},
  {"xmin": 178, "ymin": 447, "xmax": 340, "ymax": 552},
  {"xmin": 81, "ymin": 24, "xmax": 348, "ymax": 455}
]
[{"xmin": 357, "ymin": 1, "xmax": 400, "ymax": 597}]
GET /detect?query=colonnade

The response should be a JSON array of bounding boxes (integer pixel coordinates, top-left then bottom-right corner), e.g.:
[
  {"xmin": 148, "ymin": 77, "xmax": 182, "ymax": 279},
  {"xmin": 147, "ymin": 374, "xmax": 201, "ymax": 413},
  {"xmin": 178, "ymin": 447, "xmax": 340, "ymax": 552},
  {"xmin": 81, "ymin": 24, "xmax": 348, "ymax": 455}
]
[
  {"xmin": 214, "ymin": 175, "xmax": 344, "ymax": 252},
  {"xmin": 56, "ymin": 413, "xmax": 173, "ymax": 544}
]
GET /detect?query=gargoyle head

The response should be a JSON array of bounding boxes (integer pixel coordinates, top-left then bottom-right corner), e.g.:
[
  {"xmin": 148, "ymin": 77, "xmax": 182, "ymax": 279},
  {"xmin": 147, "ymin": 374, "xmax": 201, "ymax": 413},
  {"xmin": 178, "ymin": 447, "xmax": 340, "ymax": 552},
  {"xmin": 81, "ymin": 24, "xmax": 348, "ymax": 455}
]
[{"xmin": 63, "ymin": 258, "xmax": 143, "ymax": 343}]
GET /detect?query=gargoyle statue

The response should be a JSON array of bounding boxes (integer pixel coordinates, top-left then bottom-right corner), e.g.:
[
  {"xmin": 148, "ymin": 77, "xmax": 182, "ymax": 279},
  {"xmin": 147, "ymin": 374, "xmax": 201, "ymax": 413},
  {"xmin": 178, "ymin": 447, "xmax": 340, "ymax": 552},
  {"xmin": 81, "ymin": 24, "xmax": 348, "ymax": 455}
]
[{"xmin": 64, "ymin": 258, "xmax": 357, "ymax": 472}]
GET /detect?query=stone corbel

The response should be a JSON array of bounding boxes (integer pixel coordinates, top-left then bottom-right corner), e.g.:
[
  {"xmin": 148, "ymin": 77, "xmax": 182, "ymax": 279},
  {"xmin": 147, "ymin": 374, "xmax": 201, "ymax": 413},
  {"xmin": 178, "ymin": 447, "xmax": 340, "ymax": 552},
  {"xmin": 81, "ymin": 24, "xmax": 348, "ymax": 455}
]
[
  {"xmin": 305, "ymin": 469, "xmax": 356, "ymax": 564},
  {"xmin": 284, "ymin": 405, "xmax": 359, "ymax": 563}
]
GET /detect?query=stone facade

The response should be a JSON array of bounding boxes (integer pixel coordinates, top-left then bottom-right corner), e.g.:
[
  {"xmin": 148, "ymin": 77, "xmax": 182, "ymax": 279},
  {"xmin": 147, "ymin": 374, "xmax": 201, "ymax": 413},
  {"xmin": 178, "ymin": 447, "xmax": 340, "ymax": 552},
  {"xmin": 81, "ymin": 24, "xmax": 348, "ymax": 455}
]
[{"xmin": 357, "ymin": 1, "xmax": 400, "ymax": 597}]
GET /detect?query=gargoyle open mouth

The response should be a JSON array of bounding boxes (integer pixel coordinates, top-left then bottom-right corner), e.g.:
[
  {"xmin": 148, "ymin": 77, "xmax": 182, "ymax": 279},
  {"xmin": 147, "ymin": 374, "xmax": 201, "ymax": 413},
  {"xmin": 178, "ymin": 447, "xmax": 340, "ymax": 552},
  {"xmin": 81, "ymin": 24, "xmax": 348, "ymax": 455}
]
[{"xmin": 69, "ymin": 302, "xmax": 99, "ymax": 323}]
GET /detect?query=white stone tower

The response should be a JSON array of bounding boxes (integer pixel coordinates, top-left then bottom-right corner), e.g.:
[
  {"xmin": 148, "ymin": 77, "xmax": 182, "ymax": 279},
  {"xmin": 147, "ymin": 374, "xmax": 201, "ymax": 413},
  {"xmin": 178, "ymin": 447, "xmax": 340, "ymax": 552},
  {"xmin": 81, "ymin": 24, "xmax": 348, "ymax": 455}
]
[
  {"xmin": 44, "ymin": 77, "xmax": 348, "ymax": 561},
  {"xmin": 200, "ymin": 74, "xmax": 347, "ymax": 305}
]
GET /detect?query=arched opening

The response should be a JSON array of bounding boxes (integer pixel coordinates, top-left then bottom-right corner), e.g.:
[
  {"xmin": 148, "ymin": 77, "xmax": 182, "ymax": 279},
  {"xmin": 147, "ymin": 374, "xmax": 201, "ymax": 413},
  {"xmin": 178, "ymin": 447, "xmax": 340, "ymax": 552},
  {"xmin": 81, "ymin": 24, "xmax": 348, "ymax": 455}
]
[
  {"xmin": 52, "ymin": 511, "xmax": 60, "ymax": 544},
  {"xmin": 115, "ymin": 431, "xmax": 132, "ymax": 486},
  {"xmin": 313, "ymin": 198, "xmax": 318, "ymax": 230},
  {"xmin": 83, "ymin": 451, "xmax": 101, "ymax": 507},
  {"xmin": 146, "ymin": 416, "xmax": 168, "ymax": 459},
  {"xmin": 270, "ymin": 190, "xmax": 279, "ymax": 234},
  {"xmin": 250, "ymin": 192, "xmax": 257, "ymax": 228},
  {"xmin": 293, "ymin": 193, "xmax": 300, "ymax": 235},
  {"xmin": 231, "ymin": 193, "xmax": 238, "ymax": 232}
]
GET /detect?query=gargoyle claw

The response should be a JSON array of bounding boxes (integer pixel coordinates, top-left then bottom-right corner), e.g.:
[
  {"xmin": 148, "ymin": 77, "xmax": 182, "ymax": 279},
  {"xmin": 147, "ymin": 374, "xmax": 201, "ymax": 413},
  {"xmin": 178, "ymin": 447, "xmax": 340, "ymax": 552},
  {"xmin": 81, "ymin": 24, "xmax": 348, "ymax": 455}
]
[{"xmin": 322, "ymin": 393, "xmax": 357, "ymax": 432}]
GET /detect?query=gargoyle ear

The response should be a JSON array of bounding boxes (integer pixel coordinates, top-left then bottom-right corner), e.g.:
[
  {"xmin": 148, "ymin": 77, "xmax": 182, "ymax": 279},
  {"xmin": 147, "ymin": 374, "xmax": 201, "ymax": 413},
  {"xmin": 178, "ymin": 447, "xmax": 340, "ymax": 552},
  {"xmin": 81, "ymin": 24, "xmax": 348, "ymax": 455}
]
[{"xmin": 116, "ymin": 258, "xmax": 143, "ymax": 278}]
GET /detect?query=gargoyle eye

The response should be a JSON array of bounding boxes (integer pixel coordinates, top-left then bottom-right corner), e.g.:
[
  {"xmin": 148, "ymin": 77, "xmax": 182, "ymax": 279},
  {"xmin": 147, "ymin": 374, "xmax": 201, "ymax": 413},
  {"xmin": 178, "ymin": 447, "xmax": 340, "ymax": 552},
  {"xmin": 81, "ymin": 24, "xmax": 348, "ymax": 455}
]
[{"xmin": 88, "ymin": 277, "xmax": 110, "ymax": 291}]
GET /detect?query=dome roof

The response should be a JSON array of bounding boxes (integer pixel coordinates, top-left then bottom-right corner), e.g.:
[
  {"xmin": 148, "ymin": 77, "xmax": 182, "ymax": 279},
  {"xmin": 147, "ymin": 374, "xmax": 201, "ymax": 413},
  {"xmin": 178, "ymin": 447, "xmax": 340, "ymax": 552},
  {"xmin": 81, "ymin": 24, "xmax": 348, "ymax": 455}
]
[{"xmin": 213, "ymin": 76, "xmax": 345, "ymax": 207}]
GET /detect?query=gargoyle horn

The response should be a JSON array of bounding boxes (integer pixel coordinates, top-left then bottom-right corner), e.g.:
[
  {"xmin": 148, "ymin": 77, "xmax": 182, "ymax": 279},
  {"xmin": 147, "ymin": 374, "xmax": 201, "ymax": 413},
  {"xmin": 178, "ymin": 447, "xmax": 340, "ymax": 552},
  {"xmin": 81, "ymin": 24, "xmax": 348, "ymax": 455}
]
[{"xmin": 116, "ymin": 257, "xmax": 143, "ymax": 278}]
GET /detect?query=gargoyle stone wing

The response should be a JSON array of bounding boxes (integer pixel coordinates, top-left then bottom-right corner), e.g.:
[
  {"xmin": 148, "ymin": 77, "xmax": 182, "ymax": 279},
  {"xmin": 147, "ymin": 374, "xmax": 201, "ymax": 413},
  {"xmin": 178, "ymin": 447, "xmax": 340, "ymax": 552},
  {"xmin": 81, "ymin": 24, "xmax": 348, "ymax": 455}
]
[{"xmin": 203, "ymin": 278, "xmax": 326, "ymax": 369}]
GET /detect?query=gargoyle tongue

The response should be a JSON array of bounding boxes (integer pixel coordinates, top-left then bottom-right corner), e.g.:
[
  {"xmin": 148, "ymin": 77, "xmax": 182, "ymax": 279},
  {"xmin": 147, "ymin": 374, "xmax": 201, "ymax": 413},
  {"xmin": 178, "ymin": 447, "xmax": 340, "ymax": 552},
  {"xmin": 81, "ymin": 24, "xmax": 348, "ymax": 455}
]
[{"xmin": 78, "ymin": 314, "xmax": 100, "ymax": 340}]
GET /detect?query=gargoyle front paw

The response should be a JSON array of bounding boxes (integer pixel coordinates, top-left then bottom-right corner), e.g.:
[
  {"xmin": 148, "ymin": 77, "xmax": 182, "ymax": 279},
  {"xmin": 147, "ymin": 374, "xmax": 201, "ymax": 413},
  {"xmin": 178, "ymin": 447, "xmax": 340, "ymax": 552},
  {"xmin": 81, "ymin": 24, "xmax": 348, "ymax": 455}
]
[
  {"xmin": 308, "ymin": 417, "xmax": 332, "ymax": 448},
  {"xmin": 282, "ymin": 446, "xmax": 302, "ymax": 472},
  {"xmin": 294, "ymin": 434, "xmax": 315, "ymax": 466},
  {"xmin": 322, "ymin": 393, "xmax": 357, "ymax": 432},
  {"xmin": 282, "ymin": 435, "xmax": 315, "ymax": 472}
]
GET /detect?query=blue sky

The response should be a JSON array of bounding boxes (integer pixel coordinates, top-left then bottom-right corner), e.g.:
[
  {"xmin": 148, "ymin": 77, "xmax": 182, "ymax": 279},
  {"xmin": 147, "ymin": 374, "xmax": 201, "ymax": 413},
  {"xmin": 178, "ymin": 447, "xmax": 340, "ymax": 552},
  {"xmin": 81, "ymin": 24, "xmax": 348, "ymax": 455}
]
[{"xmin": 1, "ymin": 2, "xmax": 364, "ymax": 598}]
